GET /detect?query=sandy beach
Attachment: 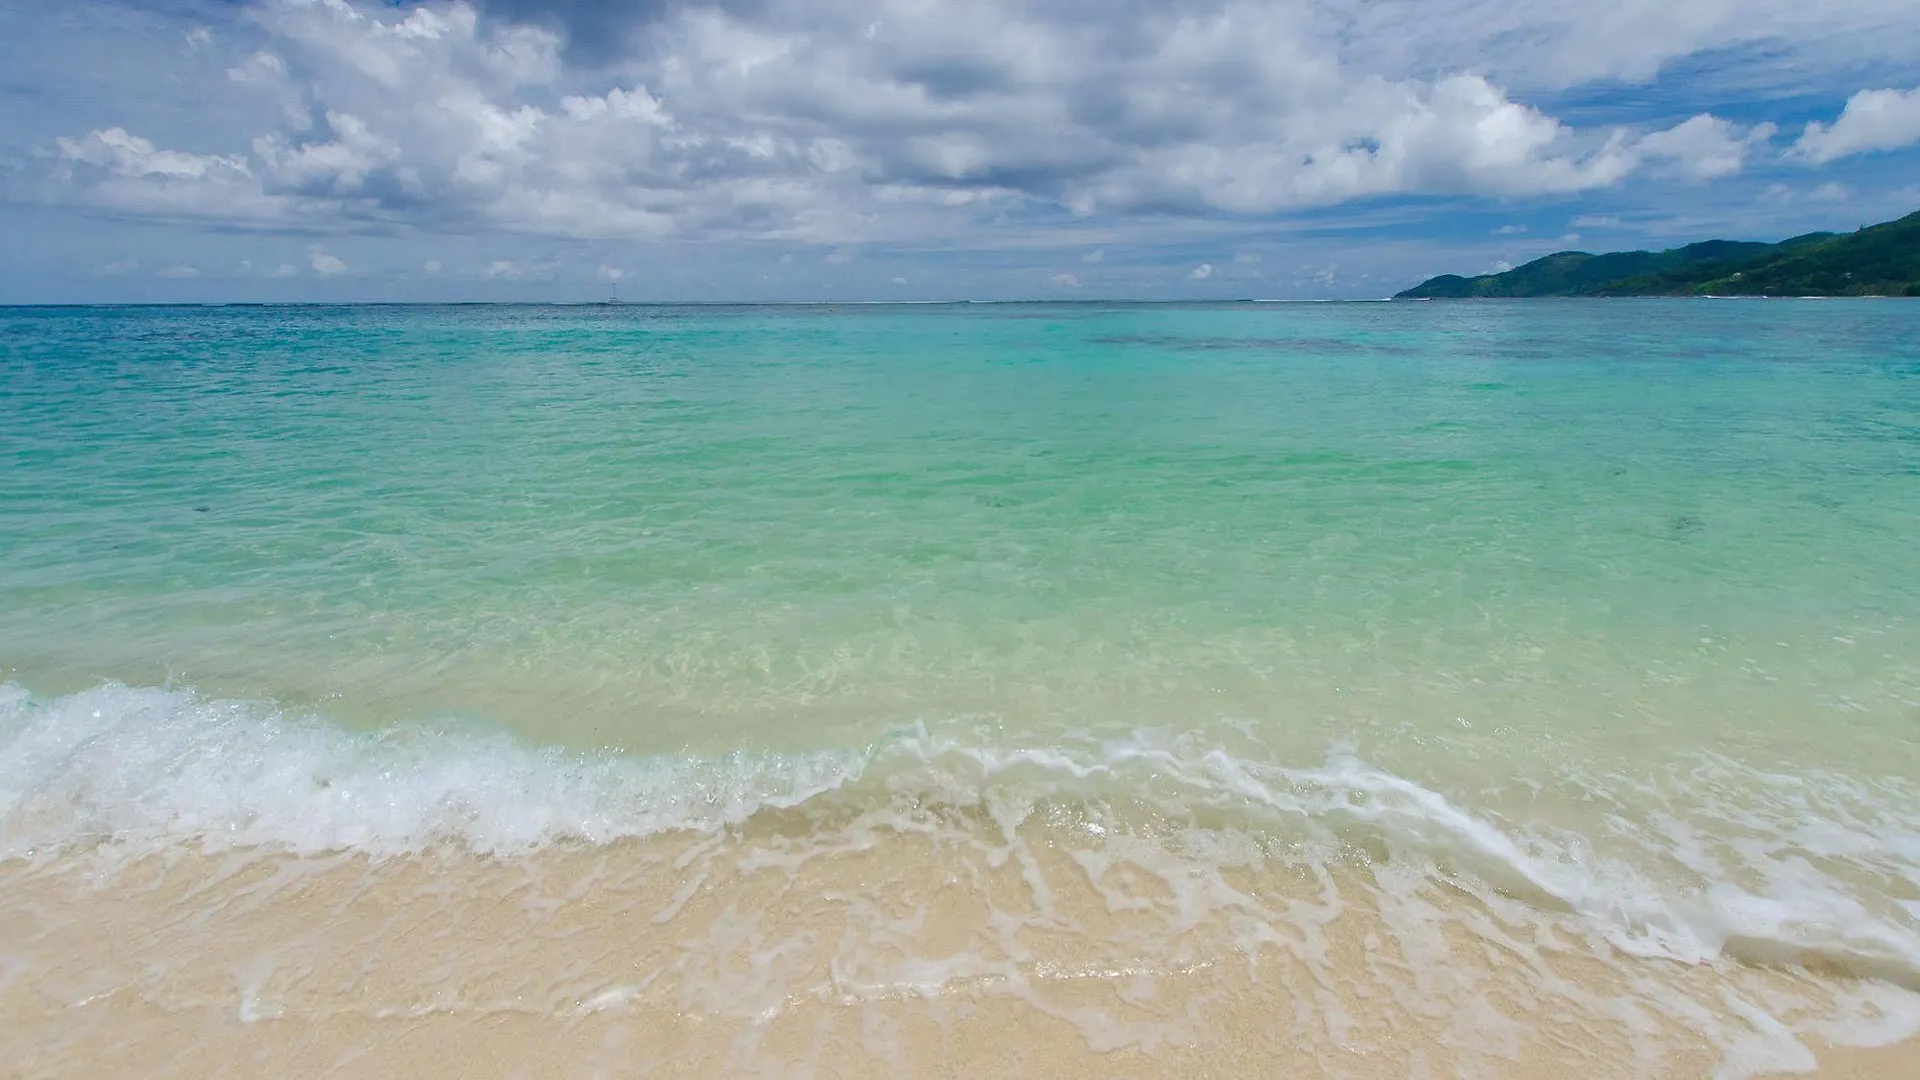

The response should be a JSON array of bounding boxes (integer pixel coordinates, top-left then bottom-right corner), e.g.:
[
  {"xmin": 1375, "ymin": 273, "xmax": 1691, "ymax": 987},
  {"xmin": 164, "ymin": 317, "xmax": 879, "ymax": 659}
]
[
  {"xmin": 8, "ymin": 302, "xmax": 1920, "ymax": 1077},
  {"xmin": 9, "ymin": 826, "xmax": 1920, "ymax": 1079}
]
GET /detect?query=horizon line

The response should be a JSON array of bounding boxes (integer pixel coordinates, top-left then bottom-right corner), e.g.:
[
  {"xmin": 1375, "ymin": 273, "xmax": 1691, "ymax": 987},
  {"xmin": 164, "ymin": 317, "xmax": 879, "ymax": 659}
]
[{"xmin": 1, "ymin": 297, "xmax": 1405, "ymax": 308}]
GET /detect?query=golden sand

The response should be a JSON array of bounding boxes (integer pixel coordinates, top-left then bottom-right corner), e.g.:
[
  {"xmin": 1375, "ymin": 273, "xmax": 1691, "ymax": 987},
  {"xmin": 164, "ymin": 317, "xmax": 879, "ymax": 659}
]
[{"xmin": 7, "ymin": 829, "xmax": 1919, "ymax": 1078}]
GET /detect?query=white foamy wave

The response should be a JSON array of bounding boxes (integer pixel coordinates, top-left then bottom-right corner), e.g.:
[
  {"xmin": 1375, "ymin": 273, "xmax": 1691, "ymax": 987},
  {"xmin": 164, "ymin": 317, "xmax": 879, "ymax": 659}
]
[
  {"xmin": 6, "ymin": 679, "xmax": 1920, "ymax": 998},
  {"xmin": 0, "ymin": 682, "xmax": 867, "ymax": 858}
]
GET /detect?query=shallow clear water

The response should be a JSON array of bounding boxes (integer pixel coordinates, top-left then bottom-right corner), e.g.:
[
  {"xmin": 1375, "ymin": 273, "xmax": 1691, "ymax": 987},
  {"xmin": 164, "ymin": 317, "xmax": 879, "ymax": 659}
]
[{"xmin": 3, "ymin": 300, "xmax": 1920, "ymax": 1075}]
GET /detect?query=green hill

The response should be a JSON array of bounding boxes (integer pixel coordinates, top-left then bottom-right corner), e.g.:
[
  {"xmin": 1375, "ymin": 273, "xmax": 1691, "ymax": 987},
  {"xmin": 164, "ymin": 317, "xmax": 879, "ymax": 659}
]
[{"xmin": 1396, "ymin": 210, "xmax": 1920, "ymax": 298}]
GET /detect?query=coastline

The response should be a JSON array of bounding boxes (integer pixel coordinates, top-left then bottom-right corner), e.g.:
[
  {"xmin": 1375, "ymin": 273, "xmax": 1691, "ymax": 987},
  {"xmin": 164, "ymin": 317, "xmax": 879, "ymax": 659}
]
[
  {"xmin": 11, "ymin": 992, "xmax": 1919, "ymax": 1079},
  {"xmin": 8, "ymin": 825, "xmax": 1920, "ymax": 1079},
  {"xmin": 7, "ymin": 301, "xmax": 1920, "ymax": 1077}
]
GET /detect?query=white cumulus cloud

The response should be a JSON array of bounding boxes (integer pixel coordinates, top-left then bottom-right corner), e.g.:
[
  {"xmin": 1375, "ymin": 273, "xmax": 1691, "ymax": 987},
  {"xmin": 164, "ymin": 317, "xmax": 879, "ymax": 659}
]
[
  {"xmin": 1635, "ymin": 114, "xmax": 1775, "ymax": 180},
  {"xmin": 1793, "ymin": 86, "xmax": 1920, "ymax": 163},
  {"xmin": 23, "ymin": 0, "xmax": 1723, "ymax": 246},
  {"xmin": 20, "ymin": 0, "xmax": 1920, "ymax": 263}
]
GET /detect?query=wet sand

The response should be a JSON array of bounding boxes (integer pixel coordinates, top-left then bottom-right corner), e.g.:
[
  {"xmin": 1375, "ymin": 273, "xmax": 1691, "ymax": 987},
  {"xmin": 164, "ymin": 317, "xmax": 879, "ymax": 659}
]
[{"xmin": 8, "ymin": 831, "xmax": 1919, "ymax": 1078}]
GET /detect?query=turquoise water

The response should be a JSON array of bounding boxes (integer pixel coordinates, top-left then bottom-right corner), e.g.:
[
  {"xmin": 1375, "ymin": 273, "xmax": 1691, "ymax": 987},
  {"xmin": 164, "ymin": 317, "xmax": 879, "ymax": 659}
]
[
  {"xmin": 5, "ymin": 301, "xmax": 1916, "ymax": 760},
  {"xmin": 6, "ymin": 300, "xmax": 1920, "ymax": 1072}
]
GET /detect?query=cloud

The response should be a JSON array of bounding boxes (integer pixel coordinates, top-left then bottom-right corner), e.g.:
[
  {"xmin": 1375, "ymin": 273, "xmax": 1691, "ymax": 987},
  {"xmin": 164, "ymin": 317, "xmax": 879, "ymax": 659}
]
[
  {"xmin": 49, "ymin": 127, "xmax": 273, "ymax": 223},
  {"xmin": 1048, "ymin": 272, "xmax": 1079, "ymax": 287},
  {"xmin": 1635, "ymin": 114, "xmax": 1775, "ymax": 180},
  {"xmin": 1190, "ymin": 263, "xmax": 1214, "ymax": 280},
  {"xmin": 1571, "ymin": 214, "xmax": 1621, "ymax": 228},
  {"xmin": 423, "ymin": 259, "xmax": 443, "ymax": 274},
  {"xmin": 1337, "ymin": 2, "xmax": 1920, "ymax": 97},
  {"xmin": 53, "ymin": 128, "xmax": 248, "ymax": 185},
  {"xmin": 596, "ymin": 265, "xmax": 624, "ymax": 283},
  {"xmin": 100, "ymin": 258, "xmax": 139, "ymax": 275},
  {"xmin": 1761, "ymin": 180, "xmax": 1858, "ymax": 206},
  {"xmin": 891, "ymin": 276, "xmax": 907, "ymax": 284},
  {"xmin": 157, "ymin": 264, "xmax": 201, "ymax": 278},
  {"xmin": 1080, "ymin": 250, "xmax": 1104, "ymax": 264},
  {"xmin": 20, "ymin": 0, "xmax": 1920, "ymax": 285},
  {"xmin": 476, "ymin": 0, "xmax": 1920, "ymax": 96},
  {"xmin": 227, "ymin": 51, "xmax": 288, "ymax": 86},
  {"xmin": 309, "ymin": 250, "xmax": 349, "ymax": 276},
  {"xmin": 28, "ymin": 0, "xmax": 1694, "ymax": 246},
  {"xmin": 473, "ymin": 256, "xmax": 559, "ymax": 281},
  {"xmin": 266, "ymin": 262, "xmax": 298, "ymax": 278},
  {"xmin": 1492, "ymin": 224, "xmax": 1527, "ymax": 234},
  {"xmin": 1793, "ymin": 86, "xmax": 1920, "ymax": 163},
  {"xmin": 1064, "ymin": 73, "xmax": 1639, "ymax": 214}
]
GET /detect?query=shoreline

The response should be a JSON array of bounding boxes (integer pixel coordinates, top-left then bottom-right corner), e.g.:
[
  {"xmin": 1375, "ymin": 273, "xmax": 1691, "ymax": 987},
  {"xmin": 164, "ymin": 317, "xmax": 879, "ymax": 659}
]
[
  {"xmin": 8, "ymin": 832, "xmax": 1920, "ymax": 1079},
  {"xmin": 9, "ymin": 998, "xmax": 1917, "ymax": 1078}
]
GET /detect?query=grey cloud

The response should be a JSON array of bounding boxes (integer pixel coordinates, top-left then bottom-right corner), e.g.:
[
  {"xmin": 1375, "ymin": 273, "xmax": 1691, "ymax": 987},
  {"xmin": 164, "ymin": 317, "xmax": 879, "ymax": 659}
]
[
  {"xmin": 1325, "ymin": 0, "xmax": 1920, "ymax": 91},
  {"xmin": 466, "ymin": 0, "xmax": 772, "ymax": 63},
  {"xmin": 27, "ymin": 0, "xmax": 1919, "ymax": 249}
]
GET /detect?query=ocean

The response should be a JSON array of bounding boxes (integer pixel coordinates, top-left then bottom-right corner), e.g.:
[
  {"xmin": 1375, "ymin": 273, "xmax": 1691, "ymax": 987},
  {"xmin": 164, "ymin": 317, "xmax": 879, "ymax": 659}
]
[{"xmin": 3, "ymin": 299, "xmax": 1919, "ymax": 1077}]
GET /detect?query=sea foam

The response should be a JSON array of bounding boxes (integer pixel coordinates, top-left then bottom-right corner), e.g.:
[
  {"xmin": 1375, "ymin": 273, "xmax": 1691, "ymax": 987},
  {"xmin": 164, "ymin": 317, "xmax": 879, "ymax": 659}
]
[
  {"xmin": 0, "ymin": 681, "xmax": 864, "ymax": 858},
  {"xmin": 5, "ymin": 678, "xmax": 1920, "ymax": 991},
  {"xmin": 11, "ymin": 680, "xmax": 1920, "ymax": 1075}
]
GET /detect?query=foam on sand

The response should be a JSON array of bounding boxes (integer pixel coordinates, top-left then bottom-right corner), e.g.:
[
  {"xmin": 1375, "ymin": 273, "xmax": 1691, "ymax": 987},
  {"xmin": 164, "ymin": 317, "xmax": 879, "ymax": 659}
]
[{"xmin": 7, "ymin": 680, "xmax": 1920, "ymax": 1075}]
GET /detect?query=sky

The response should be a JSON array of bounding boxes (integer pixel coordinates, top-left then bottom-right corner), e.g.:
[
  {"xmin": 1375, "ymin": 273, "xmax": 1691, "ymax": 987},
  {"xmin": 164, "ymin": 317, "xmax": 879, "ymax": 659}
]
[{"xmin": 3, "ymin": 0, "xmax": 1919, "ymax": 302}]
